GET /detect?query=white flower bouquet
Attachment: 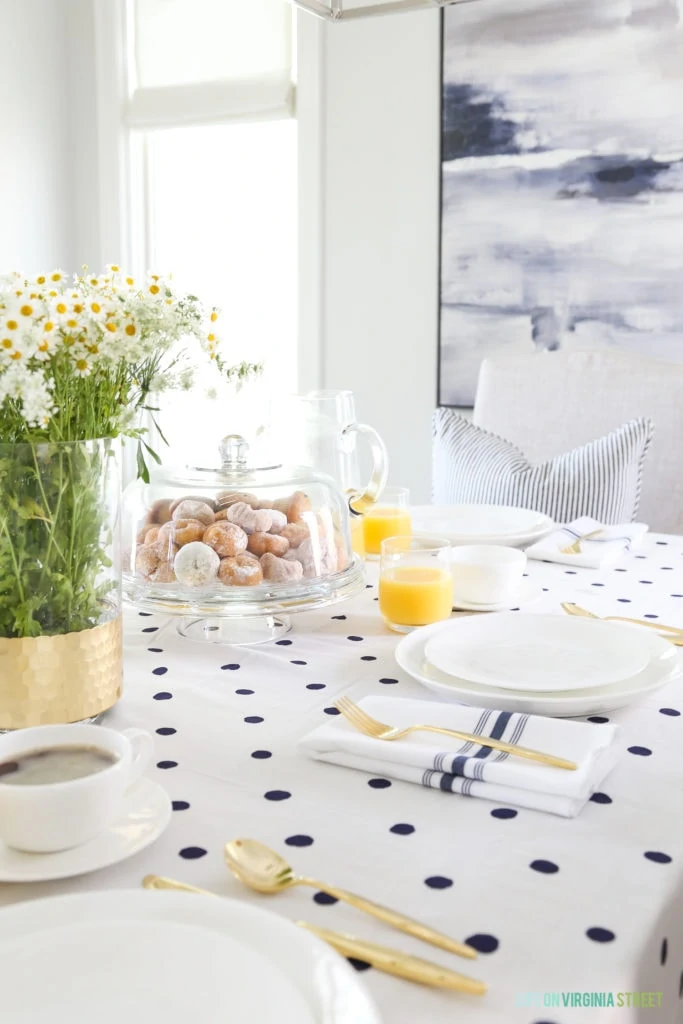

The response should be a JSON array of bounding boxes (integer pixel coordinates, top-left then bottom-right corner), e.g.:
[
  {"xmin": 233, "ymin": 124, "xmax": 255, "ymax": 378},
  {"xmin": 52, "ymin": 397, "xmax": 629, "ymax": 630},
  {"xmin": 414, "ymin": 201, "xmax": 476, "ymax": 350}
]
[{"xmin": 0, "ymin": 266, "xmax": 259, "ymax": 641}]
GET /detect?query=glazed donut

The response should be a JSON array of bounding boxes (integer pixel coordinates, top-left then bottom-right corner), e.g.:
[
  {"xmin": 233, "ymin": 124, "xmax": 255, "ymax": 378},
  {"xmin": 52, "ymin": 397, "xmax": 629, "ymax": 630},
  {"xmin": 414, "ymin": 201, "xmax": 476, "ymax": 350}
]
[
  {"xmin": 174, "ymin": 541, "xmax": 220, "ymax": 586},
  {"xmin": 202, "ymin": 521, "xmax": 249, "ymax": 558},
  {"xmin": 247, "ymin": 531, "xmax": 289, "ymax": 557},
  {"xmin": 218, "ymin": 554, "xmax": 263, "ymax": 586},
  {"xmin": 158, "ymin": 518, "xmax": 206, "ymax": 548},
  {"xmin": 171, "ymin": 499, "xmax": 215, "ymax": 526},
  {"xmin": 169, "ymin": 494, "xmax": 217, "ymax": 515},
  {"xmin": 136, "ymin": 541, "xmax": 178, "ymax": 580}
]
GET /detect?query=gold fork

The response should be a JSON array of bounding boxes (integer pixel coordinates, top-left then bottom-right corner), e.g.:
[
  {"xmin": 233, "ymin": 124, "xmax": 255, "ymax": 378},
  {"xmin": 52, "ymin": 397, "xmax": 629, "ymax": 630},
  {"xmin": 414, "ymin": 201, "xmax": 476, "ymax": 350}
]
[
  {"xmin": 335, "ymin": 697, "xmax": 577, "ymax": 771},
  {"xmin": 559, "ymin": 528, "xmax": 604, "ymax": 555},
  {"xmin": 562, "ymin": 603, "xmax": 683, "ymax": 643}
]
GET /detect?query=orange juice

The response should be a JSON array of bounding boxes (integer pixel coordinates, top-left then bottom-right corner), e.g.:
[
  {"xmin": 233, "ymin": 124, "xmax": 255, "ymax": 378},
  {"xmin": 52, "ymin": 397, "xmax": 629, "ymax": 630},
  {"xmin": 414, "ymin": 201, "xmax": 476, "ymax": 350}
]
[
  {"xmin": 379, "ymin": 565, "xmax": 453, "ymax": 629},
  {"xmin": 350, "ymin": 515, "xmax": 365, "ymax": 558},
  {"xmin": 363, "ymin": 506, "xmax": 412, "ymax": 556}
]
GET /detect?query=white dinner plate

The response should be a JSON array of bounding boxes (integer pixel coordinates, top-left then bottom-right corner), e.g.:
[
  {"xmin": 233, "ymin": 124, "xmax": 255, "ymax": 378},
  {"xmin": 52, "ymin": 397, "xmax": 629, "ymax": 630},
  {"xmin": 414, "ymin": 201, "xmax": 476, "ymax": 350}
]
[
  {"xmin": 411, "ymin": 504, "xmax": 553, "ymax": 547},
  {"xmin": 0, "ymin": 778, "xmax": 172, "ymax": 883},
  {"xmin": 424, "ymin": 613, "xmax": 651, "ymax": 692},
  {"xmin": 452, "ymin": 578, "xmax": 543, "ymax": 612},
  {"xmin": 396, "ymin": 620, "xmax": 680, "ymax": 717},
  {"xmin": 0, "ymin": 891, "xmax": 381, "ymax": 1024}
]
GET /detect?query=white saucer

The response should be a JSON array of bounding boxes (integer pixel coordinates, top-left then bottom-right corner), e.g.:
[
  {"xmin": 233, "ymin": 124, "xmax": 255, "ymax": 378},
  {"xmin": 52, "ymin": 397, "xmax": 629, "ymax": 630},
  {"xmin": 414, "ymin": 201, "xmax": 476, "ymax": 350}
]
[
  {"xmin": 411, "ymin": 504, "xmax": 553, "ymax": 548},
  {"xmin": 0, "ymin": 777, "xmax": 172, "ymax": 882},
  {"xmin": 452, "ymin": 578, "xmax": 542, "ymax": 612}
]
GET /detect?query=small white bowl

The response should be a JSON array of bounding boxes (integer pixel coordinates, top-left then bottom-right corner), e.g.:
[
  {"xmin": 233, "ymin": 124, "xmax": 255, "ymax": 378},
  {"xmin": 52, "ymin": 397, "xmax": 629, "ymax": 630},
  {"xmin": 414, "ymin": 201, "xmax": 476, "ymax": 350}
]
[{"xmin": 450, "ymin": 544, "xmax": 526, "ymax": 606}]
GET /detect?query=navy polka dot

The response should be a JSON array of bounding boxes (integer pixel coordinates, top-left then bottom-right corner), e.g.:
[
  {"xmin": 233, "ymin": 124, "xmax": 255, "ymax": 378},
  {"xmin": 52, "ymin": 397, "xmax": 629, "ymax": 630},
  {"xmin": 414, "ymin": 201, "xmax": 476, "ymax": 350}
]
[
  {"xmin": 291, "ymin": 660, "xmax": 307, "ymax": 665},
  {"xmin": 324, "ymin": 707, "xmax": 340, "ymax": 716},
  {"xmin": 465, "ymin": 934, "xmax": 499, "ymax": 954},
  {"xmin": 628, "ymin": 745, "xmax": 652, "ymax": 756},
  {"xmin": 347, "ymin": 636, "xmax": 364, "ymax": 642},
  {"xmin": 635, "ymin": 555, "xmax": 647, "ymax": 559},
  {"xmin": 590, "ymin": 792, "xmax": 612, "ymax": 804},
  {"xmin": 313, "ymin": 891, "xmax": 338, "ymax": 905},
  {"xmin": 587, "ymin": 716, "xmax": 609, "ymax": 723},
  {"xmin": 586, "ymin": 927, "xmax": 615, "ymax": 943},
  {"xmin": 235, "ymin": 688, "xmax": 254, "ymax": 695},
  {"xmin": 591, "ymin": 583, "xmax": 604, "ymax": 587},
  {"xmin": 425, "ymin": 876, "xmax": 453, "ymax": 889},
  {"xmin": 491, "ymin": 808, "xmax": 518, "ymax": 819},
  {"xmin": 153, "ymin": 691, "xmax": 172, "ymax": 700},
  {"xmin": 639, "ymin": 580, "xmax": 653, "ymax": 585},
  {"xmin": 530, "ymin": 859, "xmax": 559, "ymax": 874},
  {"xmin": 285, "ymin": 834, "xmax": 314, "ymax": 847},
  {"xmin": 147, "ymin": 647, "xmax": 163, "ymax": 653},
  {"xmin": 361, "ymin": 656, "xmax": 377, "ymax": 661},
  {"xmin": 365, "ymin": 583, "xmax": 373, "ymax": 589},
  {"xmin": 672, "ymin": 594, "xmax": 683, "ymax": 599},
  {"xmin": 564, "ymin": 570, "xmax": 577, "ymax": 575},
  {"xmin": 244, "ymin": 716, "xmax": 264, "ymax": 724},
  {"xmin": 661, "ymin": 567, "xmax": 673, "ymax": 571},
  {"xmin": 614, "ymin": 568, "xmax": 627, "ymax": 572},
  {"xmin": 251, "ymin": 750, "xmax": 272, "ymax": 759},
  {"xmin": 221, "ymin": 663, "xmax": 241, "ymax": 671},
  {"xmin": 142, "ymin": 626, "xmax": 159, "ymax": 633},
  {"xmin": 264, "ymin": 790, "xmax": 291, "ymax": 801},
  {"xmin": 656, "ymin": 541, "xmax": 668, "ymax": 546},
  {"xmin": 276, "ymin": 639, "xmax": 292, "ymax": 646},
  {"xmin": 645, "ymin": 851, "xmax": 672, "ymax": 864},
  {"xmin": 156, "ymin": 760, "xmax": 177, "ymax": 769},
  {"xmin": 390, "ymin": 823, "xmax": 415, "ymax": 835},
  {"xmin": 139, "ymin": 611, "xmax": 153, "ymax": 617},
  {"xmin": 542, "ymin": 587, "xmax": 549, "ymax": 592},
  {"xmin": 679, "ymin": 971, "xmax": 683, "ymax": 998},
  {"xmin": 156, "ymin": 727, "xmax": 176, "ymax": 736},
  {"xmin": 172, "ymin": 800, "xmax": 190, "ymax": 811},
  {"xmin": 347, "ymin": 957, "xmax": 372, "ymax": 972},
  {"xmin": 152, "ymin": 666, "xmax": 168, "ymax": 676},
  {"xmin": 617, "ymin": 598, "xmax": 631, "ymax": 603},
  {"xmin": 379, "ymin": 678, "xmax": 399, "ymax": 685},
  {"xmin": 660, "ymin": 708, "xmax": 680, "ymax": 716},
  {"xmin": 331, "ymin": 615, "xmax": 347, "ymax": 620},
  {"xmin": 179, "ymin": 846, "xmax": 207, "ymax": 859},
  {"xmin": 644, "ymin": 614, "xmax": 658, "ymax": 619},
  {"xmin": 368, "ymin": 778, "xmax": 391, "ymax": 789},
  {"xmin": 661, "ymin": 938, "xmax": 668, "ymax": 965},
  {"xmin": 306, "ymin": 683, "xmax": 326, "ymax": 690}
]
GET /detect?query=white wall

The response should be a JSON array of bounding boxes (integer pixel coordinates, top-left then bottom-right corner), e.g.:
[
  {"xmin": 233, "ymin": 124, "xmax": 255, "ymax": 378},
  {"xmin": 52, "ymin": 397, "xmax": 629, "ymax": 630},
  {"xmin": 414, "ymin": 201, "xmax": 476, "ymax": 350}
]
[
  {"xmin": 0, "ymin": 0, "xmax": 75, "ymax": 273},
  {"xmin": 307, "ymin": 11, "xmax": 442, "ymax": 502}
]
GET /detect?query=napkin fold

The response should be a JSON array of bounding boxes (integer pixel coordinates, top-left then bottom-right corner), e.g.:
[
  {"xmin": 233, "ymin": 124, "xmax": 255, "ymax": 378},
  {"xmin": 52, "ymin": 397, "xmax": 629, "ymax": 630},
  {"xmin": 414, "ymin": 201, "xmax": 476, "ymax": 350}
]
[
  {"xmin": 300, "ymin": 697, "xmax": 619, "ymax": 818},
  {"xmin": 525, "ymin": 515, "xmax": 648, "ymax": 568}
]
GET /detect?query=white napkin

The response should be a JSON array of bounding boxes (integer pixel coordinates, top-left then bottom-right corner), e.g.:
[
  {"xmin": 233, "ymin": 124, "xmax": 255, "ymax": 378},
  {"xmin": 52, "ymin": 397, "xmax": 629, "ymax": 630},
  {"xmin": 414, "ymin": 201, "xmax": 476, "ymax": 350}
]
[
  {"xmin": 525, "ymin": 515, "xmax": 648, "ymax": 568},
  {"xmin": 299, "ymin": 696, "xmax": 619, "ymax": 818}
]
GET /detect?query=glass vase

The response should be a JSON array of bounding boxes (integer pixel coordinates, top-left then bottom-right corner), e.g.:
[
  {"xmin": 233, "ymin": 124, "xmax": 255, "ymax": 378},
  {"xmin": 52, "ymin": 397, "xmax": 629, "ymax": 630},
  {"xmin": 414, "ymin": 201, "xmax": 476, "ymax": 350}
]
[{"xmin": 0, "ymin": 438, "xmax": 122, "ymax": 729}]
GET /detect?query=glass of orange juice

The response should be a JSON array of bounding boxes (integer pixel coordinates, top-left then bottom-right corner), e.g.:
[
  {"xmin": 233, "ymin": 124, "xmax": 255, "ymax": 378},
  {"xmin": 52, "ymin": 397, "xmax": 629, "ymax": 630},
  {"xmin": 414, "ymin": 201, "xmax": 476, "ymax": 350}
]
[
  {"xmin": 363, "ymin": 487, "xmax": 411, "ymax": 558},
  {"xmin": 379, "ymin": 535, "xmax": 453, "ymax": 633}
]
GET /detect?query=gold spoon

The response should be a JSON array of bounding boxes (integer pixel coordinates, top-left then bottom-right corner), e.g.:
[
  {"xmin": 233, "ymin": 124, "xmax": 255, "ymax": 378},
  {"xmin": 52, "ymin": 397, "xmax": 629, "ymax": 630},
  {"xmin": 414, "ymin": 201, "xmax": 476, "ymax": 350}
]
[
  {"xmin": 224, "ymin": 838, "xmax": 476, "ymax": 960},
  {"xmin": 142, "ymin": 875, "xmax": 485, "ymax": 993}
]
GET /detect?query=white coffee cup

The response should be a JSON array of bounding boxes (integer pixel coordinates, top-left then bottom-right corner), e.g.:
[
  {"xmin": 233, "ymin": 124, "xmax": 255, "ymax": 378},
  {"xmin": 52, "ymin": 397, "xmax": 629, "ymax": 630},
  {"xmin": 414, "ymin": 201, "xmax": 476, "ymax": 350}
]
[
  {"xmin": 451, "ymin": 545, "xmax": 527, "ymax": 605},
  {"xmin": 0, "ymin": 724, "xmax": 153, "ymax": 853}
]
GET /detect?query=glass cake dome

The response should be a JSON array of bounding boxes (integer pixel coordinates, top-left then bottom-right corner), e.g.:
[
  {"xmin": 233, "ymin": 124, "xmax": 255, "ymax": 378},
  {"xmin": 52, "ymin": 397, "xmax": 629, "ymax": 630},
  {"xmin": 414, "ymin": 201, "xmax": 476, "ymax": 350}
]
[{"xmin": 122, "ymin": 433, "xmax": 365, "ymax": 644}]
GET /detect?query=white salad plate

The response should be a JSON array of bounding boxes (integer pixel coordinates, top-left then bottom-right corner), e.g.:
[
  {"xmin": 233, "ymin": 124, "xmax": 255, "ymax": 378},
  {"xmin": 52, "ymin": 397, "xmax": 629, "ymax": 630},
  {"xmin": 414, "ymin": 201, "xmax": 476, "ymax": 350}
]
[
  {"xmin": 0, "ymin": 890, "xmax": 381, "ymax": 1024},
  {"xmin": 451, "ymin": 578, "xmax": 543, "ymax": 612},
  {"xmin": 411, "ymin": 504, "xmax": 553, "ymax": 548},
  {"xmin": 423, "ymin": 613, "xmax": 652, "ymax": 693},
  {"xmin": 395, "ymin": 620, "xmax": 679, "ymax": 717},
  {"xmin": 0, "ymin": 778, "xmax": 171, "ymax": 883}
]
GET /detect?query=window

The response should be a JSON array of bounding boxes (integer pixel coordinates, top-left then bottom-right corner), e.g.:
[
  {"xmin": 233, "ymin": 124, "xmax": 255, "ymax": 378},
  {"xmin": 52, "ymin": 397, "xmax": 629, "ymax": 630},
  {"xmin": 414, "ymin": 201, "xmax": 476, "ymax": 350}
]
[{"xmin": 98, "ymin": 0, "xmax": 297, "ymax": 462}]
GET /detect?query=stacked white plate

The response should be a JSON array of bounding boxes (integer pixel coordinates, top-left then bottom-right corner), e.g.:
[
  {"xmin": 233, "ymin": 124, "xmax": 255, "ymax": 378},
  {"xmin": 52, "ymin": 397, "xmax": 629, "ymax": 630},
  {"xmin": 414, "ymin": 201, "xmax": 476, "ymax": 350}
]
[
  {"xmin": 395, "ymin": 613, "xmax": 681, "ymax": 717},
  {"xmin": 410, "ymin": 504, "xmax": 553, "ymax": 548},
  {"xmin": 0, "ymin": 891, "xmax": 380, "ymax": 1024}
]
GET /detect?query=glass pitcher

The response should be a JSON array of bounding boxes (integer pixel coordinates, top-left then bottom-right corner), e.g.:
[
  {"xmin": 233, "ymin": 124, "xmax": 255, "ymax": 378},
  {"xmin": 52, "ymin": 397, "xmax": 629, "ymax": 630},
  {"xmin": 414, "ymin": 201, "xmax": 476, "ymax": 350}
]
[{"xmin": 278, "ymin": 390, "xmax": 388, "ymax": 512}]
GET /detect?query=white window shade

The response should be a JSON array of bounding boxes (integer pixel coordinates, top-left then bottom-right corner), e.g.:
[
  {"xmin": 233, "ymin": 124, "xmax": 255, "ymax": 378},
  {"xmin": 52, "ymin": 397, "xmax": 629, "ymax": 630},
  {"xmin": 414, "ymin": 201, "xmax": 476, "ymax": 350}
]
[{"xmin": 129, "ymin": 0, "xmax": 294, "ymax": 126}]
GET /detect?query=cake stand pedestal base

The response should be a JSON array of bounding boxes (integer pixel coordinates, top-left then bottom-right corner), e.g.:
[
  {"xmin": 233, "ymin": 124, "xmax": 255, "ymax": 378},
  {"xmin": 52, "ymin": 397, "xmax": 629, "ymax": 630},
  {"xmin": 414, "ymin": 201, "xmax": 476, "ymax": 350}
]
[{"xmin": 176, "ymin": 615, "xmax": 292, "ymax": 646}]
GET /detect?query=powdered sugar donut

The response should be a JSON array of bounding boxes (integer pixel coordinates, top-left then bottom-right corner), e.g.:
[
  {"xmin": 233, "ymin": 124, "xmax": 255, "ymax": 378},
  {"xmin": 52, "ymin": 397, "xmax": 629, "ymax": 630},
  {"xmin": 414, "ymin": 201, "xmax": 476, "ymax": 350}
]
[
  {"xmin": 203, "ymin": 521, "xmax": 248, "ymax": 557},
  {"xmin": 173, "ymin": 541, "xmax": 220, "ymax": 586},
  {"xmin": 218, "ymin": 554, "xmax": 263, "ymax": 586},
  {"xmin": 171, "ymin": 500, "xmax": 215, "ymax": 526}
]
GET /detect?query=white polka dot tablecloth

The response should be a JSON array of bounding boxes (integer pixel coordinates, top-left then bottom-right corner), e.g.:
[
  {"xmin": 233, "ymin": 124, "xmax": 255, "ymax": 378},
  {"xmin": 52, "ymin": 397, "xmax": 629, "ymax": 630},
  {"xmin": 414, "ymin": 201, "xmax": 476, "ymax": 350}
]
[{"xmin": 2, "ymin": 532, "xmax": 683, "ymax": 1024}]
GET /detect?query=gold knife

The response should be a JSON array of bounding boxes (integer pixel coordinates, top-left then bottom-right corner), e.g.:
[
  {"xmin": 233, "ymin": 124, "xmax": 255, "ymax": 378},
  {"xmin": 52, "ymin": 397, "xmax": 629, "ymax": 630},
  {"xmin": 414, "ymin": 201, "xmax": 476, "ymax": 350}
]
[{"xmin": 142, "ymin": 875, "xmax": 486, "ymax": 994}]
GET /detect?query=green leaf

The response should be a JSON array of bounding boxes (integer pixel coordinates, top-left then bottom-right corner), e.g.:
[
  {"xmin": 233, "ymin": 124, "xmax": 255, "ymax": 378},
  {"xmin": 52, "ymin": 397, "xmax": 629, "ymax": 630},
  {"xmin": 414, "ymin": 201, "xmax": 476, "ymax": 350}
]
[
  {"xmin": 142, "ymin": 441, "xmax": 162, "ymax": 466},
  {"xmin": 136, "ymin": 443, "xmax": 150, "ymax": 484}
]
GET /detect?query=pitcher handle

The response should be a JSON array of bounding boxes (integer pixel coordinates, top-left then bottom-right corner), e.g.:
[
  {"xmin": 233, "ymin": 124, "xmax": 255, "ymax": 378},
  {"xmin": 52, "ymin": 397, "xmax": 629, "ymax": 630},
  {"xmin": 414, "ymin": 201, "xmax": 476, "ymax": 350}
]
[{"xmin": 343, "ymin": 423, "xmax": 389, "ymax": 515}]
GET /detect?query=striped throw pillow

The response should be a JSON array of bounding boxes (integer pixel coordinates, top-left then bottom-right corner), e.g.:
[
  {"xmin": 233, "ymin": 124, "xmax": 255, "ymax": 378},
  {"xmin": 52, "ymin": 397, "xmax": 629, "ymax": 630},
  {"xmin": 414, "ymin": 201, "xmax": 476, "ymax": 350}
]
[{"xmin": 433, "ymin": 411, "xmax": 654, "ymax": 524}]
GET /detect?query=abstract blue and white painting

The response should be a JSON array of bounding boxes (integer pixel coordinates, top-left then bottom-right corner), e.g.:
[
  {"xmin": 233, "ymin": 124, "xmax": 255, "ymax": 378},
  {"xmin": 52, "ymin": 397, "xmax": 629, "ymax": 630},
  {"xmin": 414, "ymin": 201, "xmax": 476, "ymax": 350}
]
[{"xmin": 439, "ymin": 0, "xmax": 683, "ymax": 406}]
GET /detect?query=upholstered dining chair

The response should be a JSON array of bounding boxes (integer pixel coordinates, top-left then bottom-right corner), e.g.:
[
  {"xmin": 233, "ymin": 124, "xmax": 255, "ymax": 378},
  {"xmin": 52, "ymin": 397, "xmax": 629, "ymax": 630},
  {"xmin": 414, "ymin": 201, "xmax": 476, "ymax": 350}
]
[{"xmin": 468, "ymin": 349, "xmax": 683, "ymax": 533}]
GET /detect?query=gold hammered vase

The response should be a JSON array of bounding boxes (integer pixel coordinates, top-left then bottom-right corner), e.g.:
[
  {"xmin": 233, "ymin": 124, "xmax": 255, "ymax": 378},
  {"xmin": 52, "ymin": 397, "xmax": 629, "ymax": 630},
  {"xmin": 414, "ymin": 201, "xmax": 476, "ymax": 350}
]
[{"xmin": 0, "ymin": 438, "xmax": 123, "ymax": 729}]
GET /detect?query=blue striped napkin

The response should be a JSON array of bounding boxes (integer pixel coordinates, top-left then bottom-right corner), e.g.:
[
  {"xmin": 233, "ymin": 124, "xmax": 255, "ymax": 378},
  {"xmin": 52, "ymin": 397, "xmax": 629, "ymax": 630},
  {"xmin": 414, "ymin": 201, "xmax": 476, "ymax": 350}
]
[
  {"xmin": 299, "ymin": 697, "xmax": 619, "ymax": 818},
  {"xmin": 525, "ymin": 515, "xmax": 648, "ymax": 568}
]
